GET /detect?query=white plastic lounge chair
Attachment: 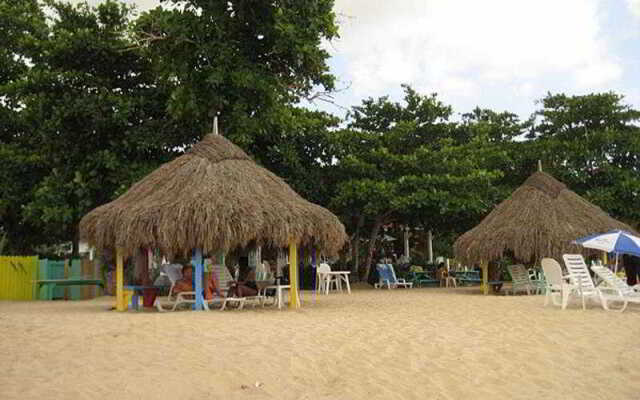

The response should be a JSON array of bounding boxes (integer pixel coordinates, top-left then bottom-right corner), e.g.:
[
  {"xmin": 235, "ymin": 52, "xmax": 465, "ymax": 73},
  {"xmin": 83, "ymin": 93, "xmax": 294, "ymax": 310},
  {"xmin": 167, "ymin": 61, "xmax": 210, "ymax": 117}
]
[
  {"xmin": 388, "ymin": 264, "xmax": 413, "ymax": 289},
  {"xmin": 506, "ymin": 264, "xmax": 534, "ymax": 295},
  {"xmin": 541, "ymin": 258, "xmax": 574, "ymax": 307},
  {"xmin": 591, "ymin": 265, "xmax": 640, "ymax": 312},
  {"xmin": 562, "ymin": 254, "xmax": 602, "ymax": 310},
  {"xmin": 216, "ymin": 263, "xmax": 270, "ymax": 309},
  {"xmin": 374, "ymin": 264, "xmax": 413, "ymax": 289},
  {"xmin": 374, "ymin": 264, "xmax": 393, "ymax": 289}
]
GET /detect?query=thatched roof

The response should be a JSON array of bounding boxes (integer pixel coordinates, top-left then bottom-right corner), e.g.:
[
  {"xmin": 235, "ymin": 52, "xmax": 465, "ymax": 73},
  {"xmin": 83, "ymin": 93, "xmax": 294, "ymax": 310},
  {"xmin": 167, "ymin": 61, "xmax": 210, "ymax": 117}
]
[
  {"xmin": 453, "ymin": 171, "xmax": 636, "ymax": 265},
  {"xmin": 79, "ymin": 133, "xmax": 347, "ymax": 258}
]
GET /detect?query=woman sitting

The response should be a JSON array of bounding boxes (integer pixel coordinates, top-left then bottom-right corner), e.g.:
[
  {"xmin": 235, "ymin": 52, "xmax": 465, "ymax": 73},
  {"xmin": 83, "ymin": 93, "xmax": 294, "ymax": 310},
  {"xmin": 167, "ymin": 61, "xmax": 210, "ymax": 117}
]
[
  {"xmin": 173, "ymin": 263, "xmax": 224, "ymax": 299},
  {"xmin": 228, "ymin": 268, "xmax": 259, "ymax": 298}
]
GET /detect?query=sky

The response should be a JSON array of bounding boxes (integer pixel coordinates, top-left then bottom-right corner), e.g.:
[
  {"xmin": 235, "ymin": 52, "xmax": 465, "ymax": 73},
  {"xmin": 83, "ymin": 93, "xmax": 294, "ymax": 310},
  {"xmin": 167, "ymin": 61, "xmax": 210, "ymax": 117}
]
[{"xmin": 71, "ymin": 0, "xmax": 640, "ymax": 120}]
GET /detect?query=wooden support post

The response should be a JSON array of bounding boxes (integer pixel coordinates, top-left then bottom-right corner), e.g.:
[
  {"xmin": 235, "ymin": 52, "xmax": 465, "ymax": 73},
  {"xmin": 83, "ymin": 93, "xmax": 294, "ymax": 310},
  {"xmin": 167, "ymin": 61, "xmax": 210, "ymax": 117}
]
[
  {"xmin": 289, "ymin": 241, "xmax": 300, "ymax": 309},
  {"xmin": 116, "ymin": 248, "xmax": 126, "ymax": 311},
  {"xmin": 427, "ymin": 230, "xmax": 433, "ymax": 264},
  {"xmin": 602, "ymin": 251, "xmax": 608, "ymax": 265},
  {"xmin": 482, "ymin": 262, "xmax": 489, "ymax": 296},
  {"xmin": 191, "ymin": 249, "xmax": 204, "ymax": 311}
]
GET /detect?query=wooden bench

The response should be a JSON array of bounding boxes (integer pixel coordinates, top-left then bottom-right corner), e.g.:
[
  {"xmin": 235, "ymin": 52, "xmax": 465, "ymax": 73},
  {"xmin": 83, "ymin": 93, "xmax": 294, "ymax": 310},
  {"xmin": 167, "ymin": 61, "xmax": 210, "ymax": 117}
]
[
  {"xmin": 409, "ymin": 272, "xmax": 439, "ymax": 287},
  {"xmin": 34, "ymin": 279, "xmax": 104, "ymax": 301}
]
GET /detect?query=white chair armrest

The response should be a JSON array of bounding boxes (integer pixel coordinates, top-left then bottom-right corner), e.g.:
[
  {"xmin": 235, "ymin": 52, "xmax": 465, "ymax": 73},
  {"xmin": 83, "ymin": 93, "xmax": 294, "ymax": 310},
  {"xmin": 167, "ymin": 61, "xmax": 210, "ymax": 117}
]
[{"xmin": 176, "ymin": 291, "xmax": 196, "ymax": 300}]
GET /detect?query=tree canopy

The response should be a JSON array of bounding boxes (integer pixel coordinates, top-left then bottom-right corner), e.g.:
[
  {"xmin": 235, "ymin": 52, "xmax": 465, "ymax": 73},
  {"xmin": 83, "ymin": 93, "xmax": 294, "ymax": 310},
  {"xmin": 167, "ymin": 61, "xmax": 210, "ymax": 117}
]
[{"xmin": 1, "ymin": 0, "xmax": 638, "ymax": 275}]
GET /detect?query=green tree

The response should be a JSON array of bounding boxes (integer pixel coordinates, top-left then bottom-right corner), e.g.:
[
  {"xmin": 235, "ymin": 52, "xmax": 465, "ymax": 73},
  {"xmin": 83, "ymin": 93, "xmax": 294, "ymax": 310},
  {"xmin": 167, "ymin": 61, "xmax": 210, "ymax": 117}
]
[
  {"xmin": 526, "ymin": 92, "xmax": 640, "ymax": 227},
  {"xmin": 4, "ymin": 0, "xmax": 179, "ymax": 254},
  {"xmin": 134, "ymin": 0, "xmax": 339, "ymax": 154},
  {"xmin": 331, "ymin": 86, "xmax": 510, "ymax": 280},
  {"xmin": 0, "ymin": 0, "xmax": 50, "ymax": 253}
]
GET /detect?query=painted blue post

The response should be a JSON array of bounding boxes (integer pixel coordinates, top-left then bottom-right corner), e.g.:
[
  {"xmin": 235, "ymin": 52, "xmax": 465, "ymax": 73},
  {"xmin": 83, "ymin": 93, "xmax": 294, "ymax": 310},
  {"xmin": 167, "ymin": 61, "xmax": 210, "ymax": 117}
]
[
  {"xmin": 299, "ymin": 247, "xmax": 304, "ymax": 302},
  {"xmin": 131, "ymin": 293, "xmax": 139, "ymax": 310},
  {"xmin": 311, "ymin": 248, "xmax": 317, "ymax": 303},
  {"xmin": 191, "ymin": 249, "xmax": 204, "ymax": 310}
]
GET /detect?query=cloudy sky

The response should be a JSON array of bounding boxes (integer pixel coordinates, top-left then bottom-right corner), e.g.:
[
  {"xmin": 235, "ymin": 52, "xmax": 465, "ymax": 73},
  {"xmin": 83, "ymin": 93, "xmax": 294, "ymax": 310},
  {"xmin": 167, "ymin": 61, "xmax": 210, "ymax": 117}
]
[{"xmin": 72, "ymin": 0, "xmax": 640, "ymax": 120}]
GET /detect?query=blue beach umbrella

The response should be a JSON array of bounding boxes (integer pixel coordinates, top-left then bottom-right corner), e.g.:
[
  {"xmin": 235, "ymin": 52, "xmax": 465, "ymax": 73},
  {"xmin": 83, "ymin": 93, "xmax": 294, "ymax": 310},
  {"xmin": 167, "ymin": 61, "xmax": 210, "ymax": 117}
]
[{"xmin": 573, "ymin": 230, "xmax": 640, "ymax": 272}]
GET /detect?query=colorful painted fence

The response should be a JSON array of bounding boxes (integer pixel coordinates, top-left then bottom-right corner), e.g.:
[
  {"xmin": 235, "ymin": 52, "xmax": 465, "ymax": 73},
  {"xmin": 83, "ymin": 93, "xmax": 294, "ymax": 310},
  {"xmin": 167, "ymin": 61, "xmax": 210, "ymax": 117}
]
[
  {"xmin": 37, "ymin": 258, "xmax": 103, "ymax": 300},
  {"xmin": 1, "ymin": 257, "xmax": 103, "ymax": 301},
  {"xmin": 0, "ymin": 256, "xmax": 39, "ymax": 300}
]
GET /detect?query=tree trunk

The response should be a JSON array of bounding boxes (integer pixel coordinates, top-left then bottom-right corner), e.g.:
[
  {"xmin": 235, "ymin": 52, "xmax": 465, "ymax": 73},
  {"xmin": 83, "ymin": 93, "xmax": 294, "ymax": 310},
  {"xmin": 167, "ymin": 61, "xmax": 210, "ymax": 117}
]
[
  {"xmin": 361, "ymin": 215, "xmax": 384, "ymax": 282},
  {"xmin": 352, "ymin": 214, "xmax": 365, "ymax": 279},
  {"xmin": 134, "ymin": 248, "xmax": 151, "ymax": 286},
  {"xmin": 427, "ymin": 230, "xmax": 433, "ymax": 264},
  {"xmin": 72, "ymin": 225, "xmax": 80, "ymax": 259}
]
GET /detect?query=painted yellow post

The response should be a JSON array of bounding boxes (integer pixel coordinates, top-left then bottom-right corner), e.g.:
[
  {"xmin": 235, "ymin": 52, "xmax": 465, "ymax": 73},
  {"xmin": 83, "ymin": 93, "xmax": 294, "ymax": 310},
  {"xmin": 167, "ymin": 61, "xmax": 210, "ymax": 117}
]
[
  {"xmin": 289, "ymin": 241, "xmax": 300, "ymax": 309},
  {"xmin": 482, "ymin": 262, "xmax": 489, "ymax": 296},
  {"xmin": 602, "ymin": 251, "xmax": 608, "ymax": 265},
  {"xmin": 116, "ymin": 248, "xmax": 126, "ymax": 311}
]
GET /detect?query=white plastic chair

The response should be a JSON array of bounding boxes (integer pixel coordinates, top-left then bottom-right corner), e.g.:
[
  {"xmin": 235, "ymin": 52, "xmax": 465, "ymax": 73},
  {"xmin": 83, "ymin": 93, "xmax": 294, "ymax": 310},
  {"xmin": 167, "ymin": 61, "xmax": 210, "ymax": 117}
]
[
  {"xmin": 562, "ymin": 254, "xmax": 602, "ymax": 310},
  {"xmin": 541, "ymin": 258, "xmax": 573, "ymax": 307},
  {"xmin": 591, "ymin": 265, "xmax": 640, "ymax": 312},
  {"xmin": 316, "ymin": 263, "xmax": 339, "ymax": 294}
]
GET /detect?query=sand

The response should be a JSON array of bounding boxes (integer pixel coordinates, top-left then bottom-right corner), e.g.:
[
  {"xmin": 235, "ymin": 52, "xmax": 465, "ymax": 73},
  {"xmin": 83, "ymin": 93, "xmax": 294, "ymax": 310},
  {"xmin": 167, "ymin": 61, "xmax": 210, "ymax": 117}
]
[{"xmin": 1, "ymin": 285, "xmax": 639, "ymax": 400}]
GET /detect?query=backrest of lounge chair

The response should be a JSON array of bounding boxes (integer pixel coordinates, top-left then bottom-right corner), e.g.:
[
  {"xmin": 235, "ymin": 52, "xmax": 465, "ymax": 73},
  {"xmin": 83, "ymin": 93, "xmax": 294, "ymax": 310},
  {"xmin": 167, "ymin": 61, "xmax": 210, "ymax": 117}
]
[
  {"xmin": 162, "ymin": 264, "xmax": 183, "ymax": 298},
  {"xmin": 562, "ymin": 254, "xmax": 597, "ymax": 295},
  {"xmin": 591, "ymin": 265, "xmax": 634, "ymax": 296},
  {"xmin": 376, "ymin": 264, "xmax": 393, "ymax": 283},
  {"xmin": 541, "ymin": 258, "xmax": 564, "ymax": 287},
  {"xmin": 387, "ymin": 264, "xmax": 400, "ymax": 282},
  {"xmin": 211, "ymin": 264, "xmax": 234, "ymax": 292},
  {"xmin": 507, "ymin": 264, "xmax": 529, "ymax": 285}
]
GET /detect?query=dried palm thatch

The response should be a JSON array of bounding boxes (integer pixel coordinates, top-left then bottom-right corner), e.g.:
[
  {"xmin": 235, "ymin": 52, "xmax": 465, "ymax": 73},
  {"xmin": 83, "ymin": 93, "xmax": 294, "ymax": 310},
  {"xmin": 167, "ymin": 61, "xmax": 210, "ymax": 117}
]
[
  {"xmin": 454, "ymin": 171, "xmax": 636, "ymax": 265},
  {"xmin": 80, "ymin": 134, "xmax": 347, "ymax": 259}
]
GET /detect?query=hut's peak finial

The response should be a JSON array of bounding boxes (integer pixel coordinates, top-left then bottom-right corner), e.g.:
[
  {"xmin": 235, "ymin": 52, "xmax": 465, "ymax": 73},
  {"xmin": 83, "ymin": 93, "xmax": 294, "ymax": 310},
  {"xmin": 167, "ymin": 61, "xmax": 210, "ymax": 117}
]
[
  {"xmin": 213, "ymin": 116, "xmax": 219, "ymax": 135},
  {"xmin": 537, "ymin": 160, "xmax": 542, "ymax": 172}
]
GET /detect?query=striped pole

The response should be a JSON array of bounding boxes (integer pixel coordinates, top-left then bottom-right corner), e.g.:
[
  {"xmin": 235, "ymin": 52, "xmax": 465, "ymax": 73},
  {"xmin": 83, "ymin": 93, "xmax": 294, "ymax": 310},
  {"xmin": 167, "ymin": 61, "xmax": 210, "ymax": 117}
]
[{"xmin": 311, "ymin": 247, "xmax": 317, "ymax": 304}]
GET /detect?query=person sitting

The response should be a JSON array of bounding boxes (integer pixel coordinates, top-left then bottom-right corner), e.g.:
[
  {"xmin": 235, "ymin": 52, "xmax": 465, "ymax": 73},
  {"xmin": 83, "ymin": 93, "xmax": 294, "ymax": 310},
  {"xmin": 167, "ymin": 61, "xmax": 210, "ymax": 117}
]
[
  {"xmin": 229, "ymin": 268, "xmax": 259, "ymax": 298},
  {"xmin": 173, "ymin": 263, "xmax": 224, "ymax": 300},
  {"xmin": 172, "ymin": 264, "xmax": 194, "ymax": 296},
  {"xmin": 623, "ymin": 254, "xmax": 640, "ymax": 287}
]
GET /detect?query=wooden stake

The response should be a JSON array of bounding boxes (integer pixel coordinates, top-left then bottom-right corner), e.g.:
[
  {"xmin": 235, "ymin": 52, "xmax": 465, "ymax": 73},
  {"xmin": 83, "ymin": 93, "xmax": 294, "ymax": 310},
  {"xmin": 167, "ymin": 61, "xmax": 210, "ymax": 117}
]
[{"xmin": 482, "ymin": 262, "xmax": 489, "ymax": 296}]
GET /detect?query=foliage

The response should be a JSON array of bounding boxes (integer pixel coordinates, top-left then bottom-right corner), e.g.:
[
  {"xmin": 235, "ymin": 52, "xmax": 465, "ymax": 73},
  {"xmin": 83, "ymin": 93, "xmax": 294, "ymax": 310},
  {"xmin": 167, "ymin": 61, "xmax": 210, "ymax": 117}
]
[
  {"xmin": 330, "ymin": 85, "xmax": 514, "ymax": 279},
  {"xmin": 524, "ymin": 92, "xmax": 640, "ymax": 227},
  {"xmin": 134, "ymin": 0, "xmax": 338, "ymax": 154}
]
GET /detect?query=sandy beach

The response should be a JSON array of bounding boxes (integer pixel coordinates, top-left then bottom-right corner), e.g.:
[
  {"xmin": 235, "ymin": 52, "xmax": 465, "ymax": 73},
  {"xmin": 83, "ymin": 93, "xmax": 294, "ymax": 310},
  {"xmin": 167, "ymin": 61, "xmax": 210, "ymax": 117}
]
[{"xmin": 1, "ymin": 285, "xmax": 639, "ymax": 400}]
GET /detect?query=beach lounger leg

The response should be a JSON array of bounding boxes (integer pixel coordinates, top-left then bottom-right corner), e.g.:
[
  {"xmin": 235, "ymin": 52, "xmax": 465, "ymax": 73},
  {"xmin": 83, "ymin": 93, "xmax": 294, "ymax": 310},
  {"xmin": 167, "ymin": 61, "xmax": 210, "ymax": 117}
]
[
  {"xmin": 544, "ymin": 289, "xmax": 550, "ymax": 306},
  {"xmin": 131, "ymin": 294, "xmax": 139, "ymax": 310},
  {"xmin": 562, "ymin": 289, "xmax": 570, "ymax": 310}
]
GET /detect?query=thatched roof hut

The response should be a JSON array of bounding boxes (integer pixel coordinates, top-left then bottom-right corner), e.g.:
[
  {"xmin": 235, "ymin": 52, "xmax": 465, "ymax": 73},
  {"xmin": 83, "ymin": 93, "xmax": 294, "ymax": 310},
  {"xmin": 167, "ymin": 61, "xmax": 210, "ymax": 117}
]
[
  {"xmin": 454, "ymin": 171, "xmax": 636, "ymax": 266},
  {"xmin": 79, "ymin": 133, "xmax": 347, "ymax": 259}
]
